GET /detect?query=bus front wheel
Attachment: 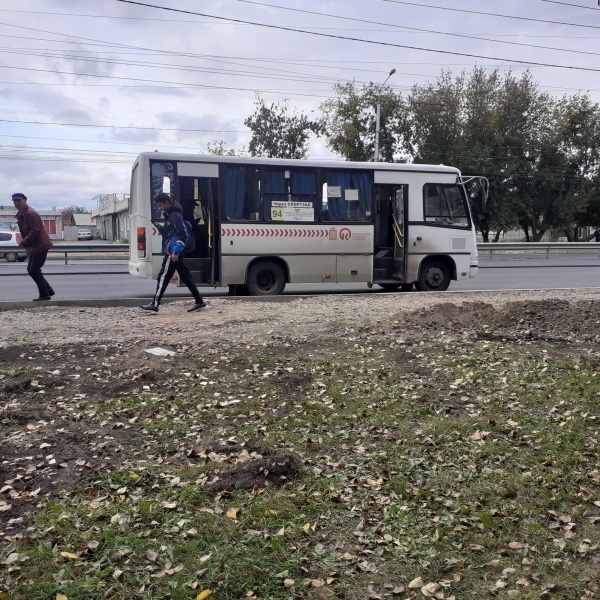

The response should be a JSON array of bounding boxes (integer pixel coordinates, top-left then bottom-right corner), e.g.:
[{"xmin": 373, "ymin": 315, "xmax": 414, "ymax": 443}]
[
  {"xmin": 246, "ymin": 260, "xmax": 286, "ymax": 296},
  {"xmin": 415, "ymin": 260, "xmax": 451, "ymax": 292}
]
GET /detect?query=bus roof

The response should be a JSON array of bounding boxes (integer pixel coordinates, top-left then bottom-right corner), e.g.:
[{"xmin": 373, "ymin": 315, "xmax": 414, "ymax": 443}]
[{"xmin": 134, "ymin": 152, "xmax": 461, "ymax": 175}]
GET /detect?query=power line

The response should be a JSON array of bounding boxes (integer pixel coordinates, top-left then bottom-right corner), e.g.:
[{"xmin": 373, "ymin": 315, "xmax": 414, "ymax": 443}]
[
  {"xmin": 0, "ymin": 118, "xmax": 247, "ymax": 133},
  {"xmin": 0, "ymin": 133, "xmax": 242, "ymax": 149},
  {"xmin": 112, "ymin": 0, "xmax": 600, "ymax": 73},
  {"xmin": 539, "ymin": 0, "xmax": 600, "ymax": 10},
  {"xmin": 378, "ymin": 0, "xmax": 600, "ymax": 30},
  {"xmin": 0, "ymin": 65, "xmax": 335, "ymax": 99},
  {"xmin": 227, "ymin": 0, "xmax": 600, "ymax": 59},
  {"xmin": 1, "ymin": 9, "xmax": 598, "ymax": 39}
]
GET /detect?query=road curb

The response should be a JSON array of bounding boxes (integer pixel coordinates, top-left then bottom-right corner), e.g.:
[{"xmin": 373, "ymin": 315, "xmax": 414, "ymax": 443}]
[
  {"xmin": 0, "ymin": 294, "xmax": 301, "ymax": 311},
  {"xmin": 0, "ymin": 298, "xmax": 188, "ymax": 311}
]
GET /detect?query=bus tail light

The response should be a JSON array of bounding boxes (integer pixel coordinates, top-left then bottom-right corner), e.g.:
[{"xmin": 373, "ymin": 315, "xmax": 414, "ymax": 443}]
[{"xmin": 137, "ymin": 227, "xmax": 147, "ymax": 258}]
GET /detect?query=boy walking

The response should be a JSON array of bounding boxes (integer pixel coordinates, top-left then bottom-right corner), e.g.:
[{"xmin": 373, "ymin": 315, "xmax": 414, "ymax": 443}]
[{"xmin": 139, "ymin": 193, "xmax": 206, "ymax": 313}]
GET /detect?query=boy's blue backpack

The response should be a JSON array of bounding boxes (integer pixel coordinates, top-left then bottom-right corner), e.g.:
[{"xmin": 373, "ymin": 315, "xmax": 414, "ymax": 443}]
[{"xmin": 183, "ymin": 220, "xmax": 196, "ymax": 254}]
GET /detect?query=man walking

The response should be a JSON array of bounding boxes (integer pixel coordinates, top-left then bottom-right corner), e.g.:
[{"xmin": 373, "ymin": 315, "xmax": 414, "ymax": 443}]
[
  {"xmin": 139, "ymin": 193, "xmax": 207, "ymax": 313},
  {"xmin": 12, "ymin": 193, "xmax": 55, "ymax": 301}
]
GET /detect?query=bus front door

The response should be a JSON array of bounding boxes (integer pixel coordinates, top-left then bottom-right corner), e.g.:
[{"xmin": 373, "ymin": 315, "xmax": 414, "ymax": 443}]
[
  {"xmin": 373, "ymin": 184, "xmax": 407, "ymax": 287},
  {"xmin": 179, "ymin": 176, "xmax": 220, "ymax": 286}
]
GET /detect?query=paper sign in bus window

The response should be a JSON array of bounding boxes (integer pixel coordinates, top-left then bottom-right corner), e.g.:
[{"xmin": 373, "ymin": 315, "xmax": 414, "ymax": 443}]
[
  {"xmin": 271, "ymin": 201, "xmax": 314, "ymax": 222},
  {"xmin": 345, "ymin": 189, "xmax": 359, "ymax": 201},
  {"xmin": 327, "ymin": 186, "xmax": 342, "ymax": 198}
]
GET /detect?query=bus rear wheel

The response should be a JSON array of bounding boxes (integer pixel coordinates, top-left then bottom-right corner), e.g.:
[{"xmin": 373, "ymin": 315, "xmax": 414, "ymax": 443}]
[
  {"xmin": 246, "ymin": 260, "xmax": 286, "ymax": 296},
  {"xmin": 415, "ymin": 260, "xmax": 451, "ymax": 292}
]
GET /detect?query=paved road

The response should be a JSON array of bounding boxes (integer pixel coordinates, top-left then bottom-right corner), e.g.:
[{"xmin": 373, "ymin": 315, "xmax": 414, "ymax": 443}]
[{"xmin": 1, "ymin": 259, "xmax": 599, "ymax": 302}]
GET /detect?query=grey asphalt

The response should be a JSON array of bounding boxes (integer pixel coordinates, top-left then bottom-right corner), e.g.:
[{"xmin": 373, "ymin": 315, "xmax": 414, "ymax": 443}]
[{"xmin": 1, "ymin": 258, "xmax": 600, "ymax": 308}]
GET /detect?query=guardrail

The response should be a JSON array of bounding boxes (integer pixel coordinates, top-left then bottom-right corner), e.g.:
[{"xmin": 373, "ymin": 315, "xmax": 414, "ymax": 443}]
[
  {"xmin": 2, "ymin": 242, "xmax": 600, "ymax": 265},
  {"xmin": 478, "ymin": 242, "xmax": 600, "ymax": 259},
  {"xmin": 0, "ymin": 243, "xmax": 128, "ymax": 265}
]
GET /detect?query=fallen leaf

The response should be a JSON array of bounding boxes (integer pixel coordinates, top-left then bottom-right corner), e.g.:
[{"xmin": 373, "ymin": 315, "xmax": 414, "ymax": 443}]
[
  {"xmin": 56, "ymin": 595, "xmax": 68, "ymax": 600},
  {"xmin": 60, "ymin": 552, "xmax": 78, "ymax": 560},
  {"xmin": 409, "ymin": 577, "xmax": 424, "ymax": 589},
  {"xmin": 226, "ymin": 507, "xmax": 238, "ymax": 519},
  {"xmin": 196, "ymin": 591, "xmax": 213, "ymax": 600},
  {"xmin": 367, "ymin": 585, "xmax": 382, "ymax": 599},
  {"xmin": 145, "ymin": 550, "xmax": 158, "ymax": 562},
  {"xmin": 421, "ymin": 582, "xmax": 444, "ymax": 598}
]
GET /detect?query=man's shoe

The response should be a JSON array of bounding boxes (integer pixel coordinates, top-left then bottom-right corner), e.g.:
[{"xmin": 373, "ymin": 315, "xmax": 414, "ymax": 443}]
[
  {"xmin": 33, "ymin": 296, "xmax": 51, "ymax": 301},
  {"xmin": 139, "ymin": 303, "xmax": 158, "ymax": 313},
  {"xmin": 48, "ymin": 288, "xmax": 55, "ymax": 297},
  {"xmin": 187, "ymin": 301, "xmax": 207, "ymax": 313}
]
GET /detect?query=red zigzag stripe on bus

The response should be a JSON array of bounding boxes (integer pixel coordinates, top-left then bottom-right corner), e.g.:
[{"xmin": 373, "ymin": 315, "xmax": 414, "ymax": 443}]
[{"xmin": 221, "ymin": 229, "xmax": 329, "ymax": 237}]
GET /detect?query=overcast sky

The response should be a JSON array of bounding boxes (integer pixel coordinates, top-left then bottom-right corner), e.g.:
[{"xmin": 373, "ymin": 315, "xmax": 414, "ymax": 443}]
[{"xmin": 1, "ymin": 0, "xmax": 599, "ymax": 210}]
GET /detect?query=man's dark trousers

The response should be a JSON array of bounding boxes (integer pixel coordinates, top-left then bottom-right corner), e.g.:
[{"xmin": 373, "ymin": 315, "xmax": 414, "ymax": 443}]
[{"xmin": 27, "ymin": 251, "xmax": 52, "ymax": 297}]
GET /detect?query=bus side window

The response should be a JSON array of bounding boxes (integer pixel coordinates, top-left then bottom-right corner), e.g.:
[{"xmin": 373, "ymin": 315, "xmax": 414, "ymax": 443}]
[
  {"xmin": 423, "ymin": 183, "xmax": 469, "ymax": 226},
  {"xmin": 323, "ymin": 170, "xmax": 372, "ymax": 222},
  {"xmin": 223, "ymin": 166, "xmax": 261, "ymax": 221},
  {"xmin": 265, "ymin": 169, "xmax": 317, "ymax": 222},
  {"xmin": 150, "ymin": 161, "xmax": 175, "ymax": 220}
]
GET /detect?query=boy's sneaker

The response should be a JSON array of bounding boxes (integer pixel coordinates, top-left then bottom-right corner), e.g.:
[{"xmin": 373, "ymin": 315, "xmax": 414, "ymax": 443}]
[
  {"xmin": 139, "ymin": 303, "xmax": 158, "ymax": 313},
  {"xmin": 187, "ymin": 301, "xmax": 207, "ymax": 313}
]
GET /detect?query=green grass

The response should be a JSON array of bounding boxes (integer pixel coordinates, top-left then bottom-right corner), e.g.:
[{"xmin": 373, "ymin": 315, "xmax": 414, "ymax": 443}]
[{"xmin": 1, "ymin": 338, "xmax": 599, "ymax": 599}]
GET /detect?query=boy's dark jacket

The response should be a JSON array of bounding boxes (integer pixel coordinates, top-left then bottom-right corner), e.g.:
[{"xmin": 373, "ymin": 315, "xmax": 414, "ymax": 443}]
[{"xmin": 157, "ymin": 202, "xmax": 189, "ymax": 256}]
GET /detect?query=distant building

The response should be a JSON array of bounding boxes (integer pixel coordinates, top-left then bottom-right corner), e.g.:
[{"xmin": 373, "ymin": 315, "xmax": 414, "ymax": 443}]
[
  {"xmin": 62, "ymin": 212, "xmax": 95, "ymax": 241},
  {"xmin": 70, "ymin": 213, "xmax": 95, "ymax": 228},
  {"xmin": 91, "ymin": 193, "xmax": 129, "ymax": 242},
  {"xmin": 0, "ymin": 208, "xmax": 63, "ymax": 239}
]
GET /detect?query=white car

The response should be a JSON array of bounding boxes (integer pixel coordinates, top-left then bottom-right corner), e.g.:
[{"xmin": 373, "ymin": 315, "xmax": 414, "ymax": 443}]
[
  {"xmin": 0, "ymin": 230, "xmax": 26, "ymax": 262},
  {"xmin": 77, "ymin": 229, "xmax": 93, "ymax": 240}
]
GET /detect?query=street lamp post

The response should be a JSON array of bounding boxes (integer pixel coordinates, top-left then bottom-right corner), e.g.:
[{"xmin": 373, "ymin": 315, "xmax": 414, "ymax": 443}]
[{"xmin": 374, "ymin": 68, "xmax": 396, "ymax": 162}]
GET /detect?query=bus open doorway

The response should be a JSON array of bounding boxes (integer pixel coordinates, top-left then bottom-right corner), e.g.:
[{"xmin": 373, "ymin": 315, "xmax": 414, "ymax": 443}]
[
  {"xmin": 373, "ymin": 184, "xmax": 411, "ymax": 291},
  {"xmin": 178, "ymin": 176, "xmax": 220, "ymax": 287}
]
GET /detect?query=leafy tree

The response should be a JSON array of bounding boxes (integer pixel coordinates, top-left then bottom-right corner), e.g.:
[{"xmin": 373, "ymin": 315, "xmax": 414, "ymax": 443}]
[
  {"xmin": 61, "ymin": 205, "xmax": 89, "ymax": 221},
  {"xmin": 205, "ymin": 140, "xmax": 244, "ymax": 156},
  {"xmin": 404, "ymin": 68, "xmax": 555, "ymax": 241},
  {"xmin": 319, "ymin": 82, "xmax": 407, "ymax": 162},
  {"xmin": 244, "ymin": 95, "xmax": 321, "ymax": 159},
  {"xmin": 555, "ymin": 95, "xmax": 600, "ymax": 239}
]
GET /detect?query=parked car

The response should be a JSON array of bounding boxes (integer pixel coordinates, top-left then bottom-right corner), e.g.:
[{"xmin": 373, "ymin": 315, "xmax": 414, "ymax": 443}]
[
  {"xmin": 77, "ymin": 229, "xmax": 93, "ymax": 240},
  {"xmin": 0, "ymin": 230, "xmax": 27, "ymax": 262}
]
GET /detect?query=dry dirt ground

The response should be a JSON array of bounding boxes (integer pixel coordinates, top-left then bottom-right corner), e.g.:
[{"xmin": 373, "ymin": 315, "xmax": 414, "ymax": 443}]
[{"xmin": 1, "ymin": 288, "xmax": 600, "ymax": 537}]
